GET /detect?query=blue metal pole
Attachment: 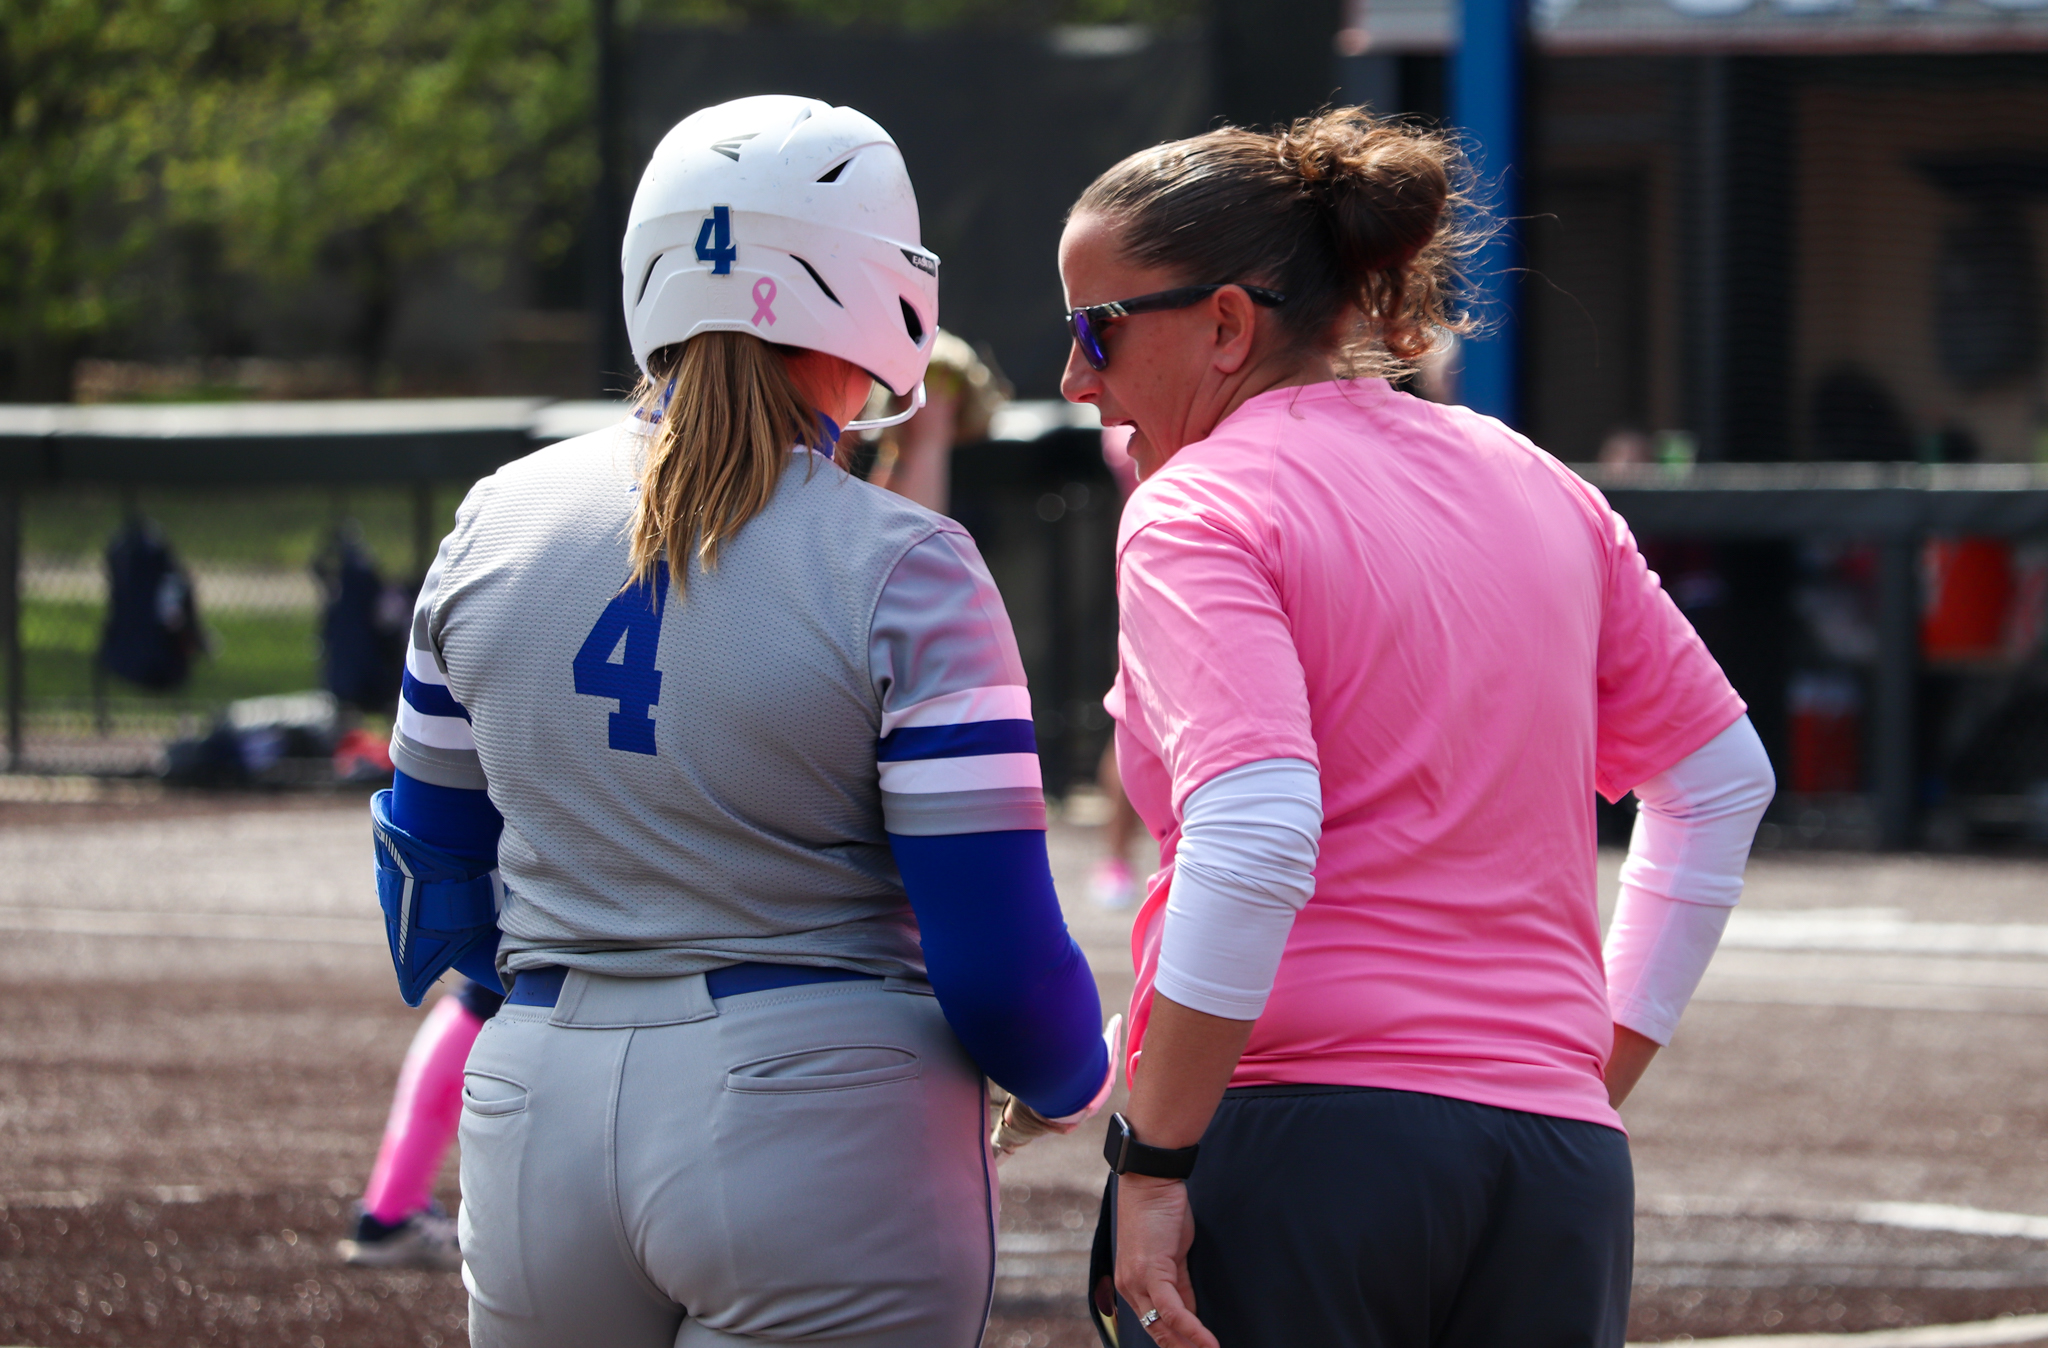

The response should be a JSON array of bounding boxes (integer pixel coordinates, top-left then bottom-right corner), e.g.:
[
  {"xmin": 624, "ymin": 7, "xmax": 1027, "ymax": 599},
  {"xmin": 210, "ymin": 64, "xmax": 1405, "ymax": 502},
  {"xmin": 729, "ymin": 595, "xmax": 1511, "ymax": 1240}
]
[{"xmin": 1451, "ymin": 0, "xmax": 1526, "ymax": 426}]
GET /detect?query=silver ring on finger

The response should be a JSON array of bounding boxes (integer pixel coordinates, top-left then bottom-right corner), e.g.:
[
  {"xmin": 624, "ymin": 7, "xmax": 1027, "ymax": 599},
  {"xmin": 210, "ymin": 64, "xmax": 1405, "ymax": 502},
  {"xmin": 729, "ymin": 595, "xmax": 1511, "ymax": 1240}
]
[{"xmin": 1139, "ymin": 1308, "xmax": 1161, "ymax": 1328}]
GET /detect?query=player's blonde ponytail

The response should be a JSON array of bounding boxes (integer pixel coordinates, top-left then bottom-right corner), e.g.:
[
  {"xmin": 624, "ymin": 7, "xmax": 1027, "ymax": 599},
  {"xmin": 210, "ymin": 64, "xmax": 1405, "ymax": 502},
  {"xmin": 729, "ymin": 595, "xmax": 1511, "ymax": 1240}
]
[{"xmin": 626, "ymin": 332, "xmax": 836, "ymax": 596}]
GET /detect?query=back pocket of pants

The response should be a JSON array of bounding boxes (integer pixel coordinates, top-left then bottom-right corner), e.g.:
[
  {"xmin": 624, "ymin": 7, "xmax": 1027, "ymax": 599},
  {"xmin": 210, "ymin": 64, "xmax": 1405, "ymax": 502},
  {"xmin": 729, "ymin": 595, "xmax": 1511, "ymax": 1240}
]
[
  {"xmin": 463, "ymin": 1072, "xmax": 529, "ymax": 1118},
  {"xmin": 725, "ymin": 1044, "xmax": 921, "ymax": 1095},
  {"xmin": 459, "ymin": 1070, "xmax": 534, "ymax": 1318}
]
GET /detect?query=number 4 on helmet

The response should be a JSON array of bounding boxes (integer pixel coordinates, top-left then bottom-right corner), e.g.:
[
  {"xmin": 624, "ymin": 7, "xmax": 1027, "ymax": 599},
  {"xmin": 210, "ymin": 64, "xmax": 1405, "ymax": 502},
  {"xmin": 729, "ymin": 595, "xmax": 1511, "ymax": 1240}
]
[{"xmin": 620, "ymin": 94, "xmax": 940, "ymax": 424}]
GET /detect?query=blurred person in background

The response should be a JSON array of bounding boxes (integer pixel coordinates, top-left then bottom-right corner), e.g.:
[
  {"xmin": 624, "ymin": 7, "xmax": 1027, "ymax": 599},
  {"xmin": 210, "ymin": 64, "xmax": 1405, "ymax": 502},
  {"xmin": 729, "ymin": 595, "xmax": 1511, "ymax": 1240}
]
[
  {"xmin": 1091, "ymin": 425, "xmax": 1146, "ymax": 911},
  {"xmin": 337, "ymin": 979, "xmax": 500, "ymax": 1268},
  {"xmin": 1058, "ymin": 107, "xmax": 1774, "ymax": 1348},
  {"xmin": 851, "ymin": 327, "xmax": 1009, "ymax": 514},
  {"xmin": 854, "ymin": 337, "xmax": 1151, "ymax": 912}
]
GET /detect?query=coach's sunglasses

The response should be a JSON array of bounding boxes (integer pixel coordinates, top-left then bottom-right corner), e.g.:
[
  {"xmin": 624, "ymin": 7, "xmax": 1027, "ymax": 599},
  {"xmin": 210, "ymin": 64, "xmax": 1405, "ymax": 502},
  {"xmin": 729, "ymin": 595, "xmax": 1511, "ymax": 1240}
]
[{"xmin": 1066, "ymin": 283, "xmax": 1287, "ymax": 372}]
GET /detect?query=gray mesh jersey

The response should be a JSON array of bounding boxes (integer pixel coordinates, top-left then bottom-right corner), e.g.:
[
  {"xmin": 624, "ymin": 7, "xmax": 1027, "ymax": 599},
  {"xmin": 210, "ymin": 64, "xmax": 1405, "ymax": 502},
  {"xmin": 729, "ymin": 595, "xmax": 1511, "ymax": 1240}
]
[{"xmin": 389, "ymin": 422, "xmax": 1046, "ymax": 979}]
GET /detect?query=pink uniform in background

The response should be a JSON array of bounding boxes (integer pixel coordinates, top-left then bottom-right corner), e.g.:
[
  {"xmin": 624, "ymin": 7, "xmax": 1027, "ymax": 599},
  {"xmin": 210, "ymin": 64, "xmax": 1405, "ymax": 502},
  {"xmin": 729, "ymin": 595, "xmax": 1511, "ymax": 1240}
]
[
  {"xmin": 1108, "ymin": 379, "xmax": 1744, "ymax": 1131},
  {"xmin": 359, "ymin": 992, "xmax": 485, "ymax": 1225}
]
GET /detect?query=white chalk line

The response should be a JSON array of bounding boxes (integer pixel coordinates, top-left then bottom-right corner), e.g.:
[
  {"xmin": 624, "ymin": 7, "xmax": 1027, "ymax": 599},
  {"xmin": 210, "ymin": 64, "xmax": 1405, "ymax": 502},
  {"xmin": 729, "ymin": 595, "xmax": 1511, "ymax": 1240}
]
[
  {"xmin": 1635, "ymin": 1197, "xmax": 2048, "ymax": 1344},
  {"xmin": 0, "ymin": 906, "xmax": 381, "ymax": 945},
  {"xmin": 1652, "ymin": 1312, "xmax": 2048, "ymax": 1346}
]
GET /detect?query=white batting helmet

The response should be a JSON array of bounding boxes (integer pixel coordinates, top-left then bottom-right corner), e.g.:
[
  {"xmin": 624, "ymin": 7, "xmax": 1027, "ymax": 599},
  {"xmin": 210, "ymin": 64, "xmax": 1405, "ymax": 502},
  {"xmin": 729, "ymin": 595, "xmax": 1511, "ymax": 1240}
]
[{"xmin": 621, "ymin": 95, "xmax": 940, "ymax": 398}]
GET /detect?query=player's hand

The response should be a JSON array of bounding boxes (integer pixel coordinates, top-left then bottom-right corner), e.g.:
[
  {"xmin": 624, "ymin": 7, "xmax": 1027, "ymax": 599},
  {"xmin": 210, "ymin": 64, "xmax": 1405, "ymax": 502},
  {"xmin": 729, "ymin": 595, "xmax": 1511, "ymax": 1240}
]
[
  {"xmin": 988, "ymin": 1015, "xmax": 1123, "ymax": 1161},
  {"xmin": 1115, "ymin": 1175, "xmax": 1216, "ymax": 1348},
  {"xmin": 990, "ymin": 1096, "xmax": 1062, "ymax": 1157}
]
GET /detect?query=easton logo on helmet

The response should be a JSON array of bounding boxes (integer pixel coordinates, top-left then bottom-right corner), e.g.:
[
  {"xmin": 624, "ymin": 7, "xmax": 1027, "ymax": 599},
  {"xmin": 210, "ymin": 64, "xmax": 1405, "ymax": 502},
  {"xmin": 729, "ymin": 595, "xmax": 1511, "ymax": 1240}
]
[
  {"xmin": 696, "ymin": 206, "xmax": 737, "ymax": 275},
  {"xmin": 901, "ymin": 249, "xmax": 938, "ymax": 277},
  {"xmin": 708, "ymin": 133, "xmax": 757, "ymax": 161}
]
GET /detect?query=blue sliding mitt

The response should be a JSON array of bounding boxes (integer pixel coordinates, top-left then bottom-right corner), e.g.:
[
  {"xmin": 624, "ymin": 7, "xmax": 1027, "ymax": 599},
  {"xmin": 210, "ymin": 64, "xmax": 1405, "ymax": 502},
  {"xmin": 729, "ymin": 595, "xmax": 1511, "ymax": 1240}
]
[{"xmin": 370, "ymin": 788, "xmax": 501, "ymax": 1006}]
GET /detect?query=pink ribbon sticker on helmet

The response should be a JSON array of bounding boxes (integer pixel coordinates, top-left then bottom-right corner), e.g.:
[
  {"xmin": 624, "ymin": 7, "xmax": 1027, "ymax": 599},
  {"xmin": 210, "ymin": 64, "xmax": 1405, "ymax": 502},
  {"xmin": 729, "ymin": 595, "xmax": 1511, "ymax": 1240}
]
[{"xmin": 751, "ymin": 277, "xmax": 778, "ymax": 327}]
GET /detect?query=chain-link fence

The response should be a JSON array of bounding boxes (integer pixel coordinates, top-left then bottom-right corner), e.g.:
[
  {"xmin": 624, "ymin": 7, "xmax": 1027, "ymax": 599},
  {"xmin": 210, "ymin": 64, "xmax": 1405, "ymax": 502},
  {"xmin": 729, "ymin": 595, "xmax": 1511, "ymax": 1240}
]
[
  {"xmin": 0, "ymin": 400, "xmax": 1124, "ymax": 795},
  {"xmin": 12, "ymin": 484, "xmax": 461, "ymax": 778},
  {"xmin": 25, "ymin": 405, "xmax": 2048, "ymax": 848},
  {"xmin": 0, "ymin": 397, "xmax": 561, "ymax": 783}
]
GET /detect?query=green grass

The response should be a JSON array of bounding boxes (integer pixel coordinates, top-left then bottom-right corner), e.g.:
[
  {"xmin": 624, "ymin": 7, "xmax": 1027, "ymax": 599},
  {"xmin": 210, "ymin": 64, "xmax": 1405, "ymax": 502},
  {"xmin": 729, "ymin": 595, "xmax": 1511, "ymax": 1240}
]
[
  {"xmin": 24, "ymin": 599, "xmax": 322, "ymax": 712},
  {"xmin": 16, "ymin": 484, "xmax": 461, "ymax": 727},
  {"xmin": 21, "ymin": 484, "xmax": 469, "ymax": 575}
]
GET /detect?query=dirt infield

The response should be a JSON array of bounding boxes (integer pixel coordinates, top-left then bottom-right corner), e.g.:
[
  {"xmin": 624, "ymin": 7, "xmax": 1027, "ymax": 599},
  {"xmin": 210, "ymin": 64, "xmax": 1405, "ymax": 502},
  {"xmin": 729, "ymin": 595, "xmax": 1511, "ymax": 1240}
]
[
  {"xmin": 0, "ymin": 1188, "xmax": 1111, "ymax": 1348},
  {"xmin": 0, "ymin": 970, "xmax": 1116, "ymax": 1348},
  {"xmin": 0, "ymin": 1191, "xmax": 464, "ymax": 1348},
  {"xmin": 9, "ymin": 1186, "xmax": 2048, "ymax": 1346},
  {"xmin": 8, "ymin": 794, "xmax": 2048, "ymax": 1345}
]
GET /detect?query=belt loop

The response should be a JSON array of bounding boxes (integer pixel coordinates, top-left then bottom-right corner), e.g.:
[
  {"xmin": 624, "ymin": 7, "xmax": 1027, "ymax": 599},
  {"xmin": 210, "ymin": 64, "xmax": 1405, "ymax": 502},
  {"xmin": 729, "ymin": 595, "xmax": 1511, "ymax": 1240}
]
[{"xmin": 548, "ymin": 970, "xmax": 719, "ymax": 1028}]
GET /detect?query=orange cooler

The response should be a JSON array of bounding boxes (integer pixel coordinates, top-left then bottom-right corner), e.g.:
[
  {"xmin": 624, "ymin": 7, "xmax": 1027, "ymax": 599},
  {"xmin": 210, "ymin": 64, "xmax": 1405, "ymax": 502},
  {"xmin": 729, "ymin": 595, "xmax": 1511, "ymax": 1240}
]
[{"xmin": 1923, "ymin": 538, "xmax": 2013, "ymax": 661}]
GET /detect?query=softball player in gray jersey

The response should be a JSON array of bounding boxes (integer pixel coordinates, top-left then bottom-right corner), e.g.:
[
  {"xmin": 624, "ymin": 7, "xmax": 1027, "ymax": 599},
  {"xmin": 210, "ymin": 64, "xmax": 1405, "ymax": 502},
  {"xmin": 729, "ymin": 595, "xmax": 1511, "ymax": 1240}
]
[{"xmin": 372, "ymin": 96, "xmax": 1113, "ymax": 1347}]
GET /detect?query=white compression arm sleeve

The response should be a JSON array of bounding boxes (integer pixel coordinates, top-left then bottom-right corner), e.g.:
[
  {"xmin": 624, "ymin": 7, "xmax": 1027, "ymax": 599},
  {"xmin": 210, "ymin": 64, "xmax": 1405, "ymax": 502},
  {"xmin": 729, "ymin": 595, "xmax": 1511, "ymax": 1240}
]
[
  {"xmin": 1605, "ymin": 715, "xmax": 1776, "ymax": 1045},
  {"xmin": 1154, "ymin": 758, "xmax": 1322, "ymax": 1021}
]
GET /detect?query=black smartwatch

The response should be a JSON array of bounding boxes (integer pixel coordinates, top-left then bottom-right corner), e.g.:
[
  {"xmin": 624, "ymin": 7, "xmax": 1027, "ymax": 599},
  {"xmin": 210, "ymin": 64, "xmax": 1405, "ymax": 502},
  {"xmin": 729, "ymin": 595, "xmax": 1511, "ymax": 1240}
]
[{"xmin": 1103, "ymin": 1112, "xmax": 1200, "ymax": 1179}]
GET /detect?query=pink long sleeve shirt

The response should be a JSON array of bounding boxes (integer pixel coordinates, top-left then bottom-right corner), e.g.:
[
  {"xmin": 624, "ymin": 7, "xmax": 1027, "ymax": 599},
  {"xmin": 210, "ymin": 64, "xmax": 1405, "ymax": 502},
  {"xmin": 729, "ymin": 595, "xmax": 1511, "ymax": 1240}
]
[{"xmin": 1108, "ymin": 379, "xmax": 1744, "ymax": 1131}]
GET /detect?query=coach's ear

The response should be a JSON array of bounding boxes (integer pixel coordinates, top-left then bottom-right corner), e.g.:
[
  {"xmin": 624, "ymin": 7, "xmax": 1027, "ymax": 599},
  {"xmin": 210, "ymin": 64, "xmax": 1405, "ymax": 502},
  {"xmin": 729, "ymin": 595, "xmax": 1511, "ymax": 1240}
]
[{"xmin": 1208, "ymin": 285, "xmax": 1260, "ymax": 376}]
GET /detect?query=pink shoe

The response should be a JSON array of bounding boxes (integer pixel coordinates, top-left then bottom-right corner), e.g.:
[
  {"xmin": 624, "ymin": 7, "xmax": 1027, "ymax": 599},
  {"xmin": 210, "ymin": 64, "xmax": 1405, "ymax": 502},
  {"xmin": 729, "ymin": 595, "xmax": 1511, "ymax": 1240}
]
[{"xmin": 1089, "ymin": 857, "xmax": 1136, "ymax": 910}]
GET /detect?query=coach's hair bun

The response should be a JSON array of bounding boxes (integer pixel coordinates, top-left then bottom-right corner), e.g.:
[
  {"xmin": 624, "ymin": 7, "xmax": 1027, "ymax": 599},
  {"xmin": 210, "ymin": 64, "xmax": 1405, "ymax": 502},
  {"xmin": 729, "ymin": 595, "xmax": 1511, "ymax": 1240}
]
[
  {"xmin": 1276, "ymin": 109, "xmax": 1450, "ymax": 287},
  {"xmin": 1073, "ymin": 103, "xmax": 1478, "ymax": 374}
]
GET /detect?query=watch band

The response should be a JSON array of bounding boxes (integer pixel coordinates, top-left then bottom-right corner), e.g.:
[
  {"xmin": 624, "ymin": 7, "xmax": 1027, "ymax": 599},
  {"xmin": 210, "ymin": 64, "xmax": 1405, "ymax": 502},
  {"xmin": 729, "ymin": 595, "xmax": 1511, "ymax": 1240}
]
[{"xmin": 1103, "ymin": 1112, "xmax": 1199, "ymax": 1179}]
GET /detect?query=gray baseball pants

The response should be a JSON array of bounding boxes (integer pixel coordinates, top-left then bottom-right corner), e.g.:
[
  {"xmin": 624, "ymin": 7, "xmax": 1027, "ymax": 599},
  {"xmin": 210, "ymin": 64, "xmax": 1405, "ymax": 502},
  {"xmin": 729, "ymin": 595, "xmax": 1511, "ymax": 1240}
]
[{"xmin": 458, "ymin": 970, "xmax": 996, "ymax": 1347}]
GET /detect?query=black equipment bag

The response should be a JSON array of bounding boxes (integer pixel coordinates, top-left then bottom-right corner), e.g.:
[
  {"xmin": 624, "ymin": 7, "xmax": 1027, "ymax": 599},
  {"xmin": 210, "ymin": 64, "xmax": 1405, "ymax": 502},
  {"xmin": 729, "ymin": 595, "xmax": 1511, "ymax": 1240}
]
[
  {"xmin": 316, "ymin": 530, "xmax": 414, "ymax": 713},
  {"xmin": 97, "ymin": 520, "xmax": 203, "ymax": 691}
]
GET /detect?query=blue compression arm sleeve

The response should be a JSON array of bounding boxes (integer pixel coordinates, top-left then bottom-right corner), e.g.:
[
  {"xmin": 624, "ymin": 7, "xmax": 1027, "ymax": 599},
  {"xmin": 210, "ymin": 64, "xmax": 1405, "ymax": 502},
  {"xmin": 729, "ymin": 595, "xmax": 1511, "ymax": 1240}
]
[
  {"xmin": 888, "ymin": 828, "xmax": 1106, "ymax": 1118},
  {"xmin": 391, "ymin": 769, "xmax": 503, "ymax": 863},
  {"xmin": 392, "ymin": 769, "xmax": 504, "ymax": 987}
]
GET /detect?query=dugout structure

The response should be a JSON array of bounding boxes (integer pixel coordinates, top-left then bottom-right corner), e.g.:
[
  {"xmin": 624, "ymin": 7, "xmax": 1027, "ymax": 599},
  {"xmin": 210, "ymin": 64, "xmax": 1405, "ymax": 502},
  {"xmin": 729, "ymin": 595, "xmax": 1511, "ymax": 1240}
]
[
  {"xmin": 1590, "ymin": 461, "xmax": 2048, "ymax": 849},
  {"xmin": 0, "ymin": 401, "xmax": 573, "ymax": 780},
  {"xmin": 6, "ymin": 401, "xmax": 2048, "ymax": 847}
]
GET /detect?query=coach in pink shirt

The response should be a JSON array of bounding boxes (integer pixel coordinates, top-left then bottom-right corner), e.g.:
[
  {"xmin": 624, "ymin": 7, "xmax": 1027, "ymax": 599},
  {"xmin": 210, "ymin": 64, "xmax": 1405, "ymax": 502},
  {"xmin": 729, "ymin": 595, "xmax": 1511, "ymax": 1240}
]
[{"xmin": 1061, "ymin": 109, "xmax": 1774, "ymax": 1348}]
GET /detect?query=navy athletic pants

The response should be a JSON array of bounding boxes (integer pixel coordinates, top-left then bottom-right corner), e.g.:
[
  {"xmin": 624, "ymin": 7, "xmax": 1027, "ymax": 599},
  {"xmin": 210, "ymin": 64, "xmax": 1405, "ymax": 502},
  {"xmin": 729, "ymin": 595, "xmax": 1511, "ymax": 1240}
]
[{"xmin": 1107, "ymin": 1085, "xmax": 1633, "ymax": 1348}]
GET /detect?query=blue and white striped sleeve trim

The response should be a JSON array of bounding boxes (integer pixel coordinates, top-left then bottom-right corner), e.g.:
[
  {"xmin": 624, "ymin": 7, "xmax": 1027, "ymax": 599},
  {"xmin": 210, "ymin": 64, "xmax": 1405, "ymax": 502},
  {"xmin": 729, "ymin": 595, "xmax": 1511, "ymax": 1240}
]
[
  {"xmin": 870, "ymin": 528, "xmax": 1046, "ymax": 835},
  {"xmin": 390, "ymin": 607, "xmax": 488, "ymax": 791},
  {"xmin": 397, "ymin": 644, "xmax": 474, "ymax": 750},
  {"xmin": 879, "ymin": 685, "xmax": 1045, "ymax": 835}
]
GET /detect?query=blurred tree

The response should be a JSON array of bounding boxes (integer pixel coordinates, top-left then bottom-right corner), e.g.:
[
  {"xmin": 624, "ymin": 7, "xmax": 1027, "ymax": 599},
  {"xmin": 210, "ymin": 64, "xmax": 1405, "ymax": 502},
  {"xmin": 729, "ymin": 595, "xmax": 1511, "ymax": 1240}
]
[
  {"xmin": 634, "ymin": 0, "xmax": 1205, "ymax": 27},
  {"xmin": 0, "ymin": 0, "xmax": 1197, "ymax": 401},
  {"xmin": 0, "ymin": 1, "xmax": 172, "ymax": 398},
  {"xmin": 0, "ymin": 0, "xmax": 595, "ymax": 399},
  {"xmin": 162, "ymin": 0, "xmax": 596, "ymax": 385}
]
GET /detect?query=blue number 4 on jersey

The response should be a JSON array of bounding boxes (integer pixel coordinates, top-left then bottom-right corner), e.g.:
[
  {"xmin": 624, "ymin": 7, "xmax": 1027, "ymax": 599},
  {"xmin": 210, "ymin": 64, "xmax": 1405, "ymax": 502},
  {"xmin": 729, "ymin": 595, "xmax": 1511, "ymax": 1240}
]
[
  {"xmin": 695, "ymin": 205, "xmax": 737, "ymax": 276},
  {"xmin": 573, "ymin": 569, "xmax": 668, "ymax": 754}
]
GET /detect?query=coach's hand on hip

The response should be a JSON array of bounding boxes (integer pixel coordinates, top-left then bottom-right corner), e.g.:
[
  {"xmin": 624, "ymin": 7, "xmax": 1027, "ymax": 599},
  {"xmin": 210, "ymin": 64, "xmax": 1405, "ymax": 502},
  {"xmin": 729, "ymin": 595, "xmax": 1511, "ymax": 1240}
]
[
  {"xmin": 1606, "ymin": 1023, "xmax": 1661, "ymax": 1108},
  {"xmin": 1117, "ymin": 1173, "xmax": 1214, "ymax": 1348},
  {"xmin": 1114, "ymin": 995, "xmax": 1253, "ymax": 1348}
]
